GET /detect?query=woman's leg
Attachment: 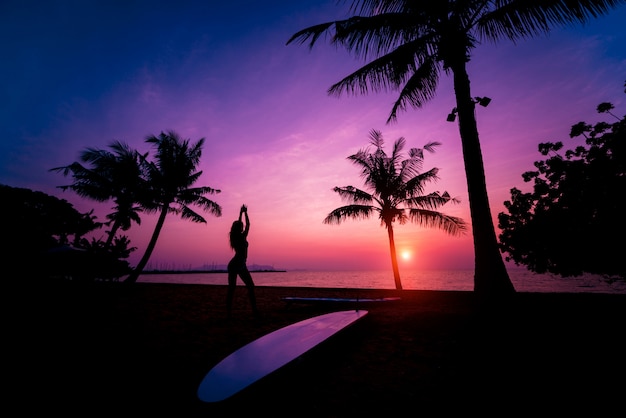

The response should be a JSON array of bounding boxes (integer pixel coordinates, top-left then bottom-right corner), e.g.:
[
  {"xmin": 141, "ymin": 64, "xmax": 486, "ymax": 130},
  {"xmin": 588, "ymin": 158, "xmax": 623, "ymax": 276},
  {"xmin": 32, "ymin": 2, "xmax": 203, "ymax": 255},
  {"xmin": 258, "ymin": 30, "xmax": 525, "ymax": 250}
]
[
  {"xmin": 239, "ymin": 268, "xmax": 259, "ymax": 315},
  {"xmin": 226, "ymin": 266, "xmax": 237, "ymax": 318}
]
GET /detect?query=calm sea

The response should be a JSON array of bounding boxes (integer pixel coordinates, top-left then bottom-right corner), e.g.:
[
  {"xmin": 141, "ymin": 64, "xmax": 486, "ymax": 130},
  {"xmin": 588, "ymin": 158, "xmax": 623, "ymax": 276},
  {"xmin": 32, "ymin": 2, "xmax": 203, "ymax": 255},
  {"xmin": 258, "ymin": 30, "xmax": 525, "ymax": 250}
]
[{"xmin": 137, "ymin": 269, "xmax": 626, "ymax": 294}]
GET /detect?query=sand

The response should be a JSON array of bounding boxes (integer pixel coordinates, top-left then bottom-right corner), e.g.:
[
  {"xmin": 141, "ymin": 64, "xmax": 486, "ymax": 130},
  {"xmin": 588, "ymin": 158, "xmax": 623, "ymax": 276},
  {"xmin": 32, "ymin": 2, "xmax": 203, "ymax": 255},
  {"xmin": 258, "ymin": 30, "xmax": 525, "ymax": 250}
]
[{"xmin": 8, "ymin": 280, "xmax": 626, "ymax": 416}]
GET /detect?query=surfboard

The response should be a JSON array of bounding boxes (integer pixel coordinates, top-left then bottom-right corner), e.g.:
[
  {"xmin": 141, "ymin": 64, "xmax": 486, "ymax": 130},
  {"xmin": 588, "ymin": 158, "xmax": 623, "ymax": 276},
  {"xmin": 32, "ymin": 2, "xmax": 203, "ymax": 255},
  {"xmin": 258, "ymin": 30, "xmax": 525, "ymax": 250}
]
[
  {"xmin": 282, "ymin": 296, "xmax": 400, "ymax": 305},
  {"xmin": 197, "ymin": 309, "xmax": 368, "ymax": 402}
]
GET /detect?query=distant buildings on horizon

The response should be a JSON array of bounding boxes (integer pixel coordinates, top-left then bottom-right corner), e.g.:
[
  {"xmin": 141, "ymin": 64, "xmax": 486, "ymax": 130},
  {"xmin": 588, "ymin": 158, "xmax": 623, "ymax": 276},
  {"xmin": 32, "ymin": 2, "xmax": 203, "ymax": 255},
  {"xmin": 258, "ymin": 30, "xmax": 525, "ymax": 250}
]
[{"xmin": 144, "ymin": 262, "xmax": 285, "ymax": 273}]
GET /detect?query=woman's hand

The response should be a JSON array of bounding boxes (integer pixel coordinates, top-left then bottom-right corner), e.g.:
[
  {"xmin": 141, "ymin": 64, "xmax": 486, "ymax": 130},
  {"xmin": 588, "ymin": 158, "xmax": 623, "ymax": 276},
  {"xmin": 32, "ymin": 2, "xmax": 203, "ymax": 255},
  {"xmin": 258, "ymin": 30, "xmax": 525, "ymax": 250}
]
[{"xmin": 241, "ymin": 204, "xmax": 247, "ymax": 213}]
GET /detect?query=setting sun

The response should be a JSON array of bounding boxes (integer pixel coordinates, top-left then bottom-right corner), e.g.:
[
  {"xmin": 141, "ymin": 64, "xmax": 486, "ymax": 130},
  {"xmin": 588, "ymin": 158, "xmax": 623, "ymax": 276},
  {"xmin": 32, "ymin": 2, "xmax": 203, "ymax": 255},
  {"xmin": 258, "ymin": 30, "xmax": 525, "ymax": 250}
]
[{"xmin": 401, "ymin": 250, "xmax": 411, "ymax": 261}]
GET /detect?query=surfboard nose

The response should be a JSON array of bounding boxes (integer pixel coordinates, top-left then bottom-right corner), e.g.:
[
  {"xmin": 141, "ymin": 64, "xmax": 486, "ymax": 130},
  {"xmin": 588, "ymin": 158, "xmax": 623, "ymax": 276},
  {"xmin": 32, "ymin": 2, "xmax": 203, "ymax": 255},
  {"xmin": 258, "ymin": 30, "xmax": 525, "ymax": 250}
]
[{"xmin": 197, "ymin": 310, "xmax": 368, "ymax": 402}]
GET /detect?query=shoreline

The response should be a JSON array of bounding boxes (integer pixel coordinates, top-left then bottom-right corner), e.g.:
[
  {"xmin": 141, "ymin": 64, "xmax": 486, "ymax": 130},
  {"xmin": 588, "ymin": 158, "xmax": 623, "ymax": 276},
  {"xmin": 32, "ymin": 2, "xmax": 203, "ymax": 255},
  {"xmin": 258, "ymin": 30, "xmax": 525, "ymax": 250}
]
[
  {"xmin": 142, "ymin": 269, "xmax": 287, "ymax": 274},
  {"xmin": 135, "ymin": 269, "xmax": 626, "ymax": 294},
  {"xmin": 9, "ymin": 281, "xmax": 626, "ymax": 415}
]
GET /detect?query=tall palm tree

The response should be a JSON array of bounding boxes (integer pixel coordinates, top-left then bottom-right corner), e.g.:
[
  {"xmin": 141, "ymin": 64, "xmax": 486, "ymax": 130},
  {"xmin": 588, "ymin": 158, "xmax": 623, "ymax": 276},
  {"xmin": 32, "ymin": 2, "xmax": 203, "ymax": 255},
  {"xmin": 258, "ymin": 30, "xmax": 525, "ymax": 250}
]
[
  {"xmin": 124, "ymin": 131, "xmax": 222, "ymax": 283},
  {"xmin": 324, "ymin": 129, "xmax": 466, "ymax": 290},
  {"xmin": 288, "ymin": 0, "xmax": 624, "ymax": 296},
  {"xmin": 51, "ymin": 141, "xmax": 147, "ymax": 249}
]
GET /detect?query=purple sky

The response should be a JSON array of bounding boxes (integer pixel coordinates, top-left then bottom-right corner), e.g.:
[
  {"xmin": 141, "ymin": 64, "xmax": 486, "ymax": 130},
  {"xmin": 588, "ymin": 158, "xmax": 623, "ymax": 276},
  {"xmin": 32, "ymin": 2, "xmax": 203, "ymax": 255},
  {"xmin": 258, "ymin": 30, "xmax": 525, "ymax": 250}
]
[{"xmin": 2, "ymin": 1, "xmax": 625, "ymax": 272}]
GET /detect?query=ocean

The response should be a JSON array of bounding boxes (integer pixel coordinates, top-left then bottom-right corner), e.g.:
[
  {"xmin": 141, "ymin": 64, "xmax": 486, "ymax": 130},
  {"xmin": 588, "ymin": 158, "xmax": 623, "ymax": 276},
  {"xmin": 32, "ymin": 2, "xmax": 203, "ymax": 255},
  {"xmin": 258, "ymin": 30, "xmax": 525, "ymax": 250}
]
[{"xmin": 137, "ymin": 269, "xmax": 626, "ymax": 294}]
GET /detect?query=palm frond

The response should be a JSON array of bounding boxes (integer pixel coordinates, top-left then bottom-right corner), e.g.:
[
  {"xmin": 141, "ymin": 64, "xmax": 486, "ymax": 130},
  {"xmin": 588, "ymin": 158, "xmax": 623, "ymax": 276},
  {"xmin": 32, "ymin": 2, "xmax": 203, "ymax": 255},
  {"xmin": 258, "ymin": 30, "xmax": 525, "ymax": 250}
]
[
  {"xmin": 323, "ymin": 205, "xmax": 376, "ymax": 225},
  {"xmin": 390, "ymin": 136, "xmax": 406, "ymax": 160},
  {"xmin": 349, "ymin": 0, "xmax": 415, "ymax": 16},
  {"xmin": 407, "ymin": 208, "xmax": 467, "ymax": 236},
  {"xmin": 286, "ymin": 22, "xmax": 335, "ymax": 48},
  {"xmin": 477, "ymin": 0, "xmax": 624, "ymax": 43},
  {"xmin": 347, "ymin": 150, "xmax": 378, "ymax": 182},
  {"xmin": 387, "ymin": 57, "xmax": 441, "ymax": 121},
  {"xmin": 333, "ymin": 15, "xmax": 406, "ymax": 59},
  {"xmin": 328, "ymin": 35, "xmax": 437, "ymax": 99},
  {"xmin": 332, "ymin": 186, "xmax": 374, "ymax": 204},
  {"xmin": 188, "ymin": 195, "xmax": 223, "ymax": 217},
  {"xmin": 368, "ymin": 129, "xmax": 385, "ymax": 148},
  {"xmin": 178, "ymin": 205, "xmax": 207, "ymax": 224},
  {"xmin": 406, "ymin": 190, "xmax": 458, "ymax": 210},
  {"xmin": 404, "ymin": 168, "xmax": 440, "ymax": 195},
  {"xmin": 422, "ymin": 141, "xmax": 441, "ymax": 153}
]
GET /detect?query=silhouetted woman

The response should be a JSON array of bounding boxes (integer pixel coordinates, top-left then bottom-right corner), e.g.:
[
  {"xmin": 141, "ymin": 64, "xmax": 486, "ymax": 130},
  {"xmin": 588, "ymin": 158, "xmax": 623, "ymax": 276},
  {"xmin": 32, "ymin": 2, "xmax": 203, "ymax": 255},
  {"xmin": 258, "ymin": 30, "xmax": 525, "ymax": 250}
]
[{"xmin": 226, "ymin": 204, "xmax": 259, "ymax": 318}]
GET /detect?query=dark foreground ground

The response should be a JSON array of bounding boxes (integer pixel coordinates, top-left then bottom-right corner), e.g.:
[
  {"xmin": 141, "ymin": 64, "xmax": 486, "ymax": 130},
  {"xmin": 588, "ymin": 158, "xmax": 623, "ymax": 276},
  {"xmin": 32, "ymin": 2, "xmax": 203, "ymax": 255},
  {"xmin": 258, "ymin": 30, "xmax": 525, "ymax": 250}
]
[{"xmin": 7, "ymin": 281, "xmax": 626, "ymax": 416}]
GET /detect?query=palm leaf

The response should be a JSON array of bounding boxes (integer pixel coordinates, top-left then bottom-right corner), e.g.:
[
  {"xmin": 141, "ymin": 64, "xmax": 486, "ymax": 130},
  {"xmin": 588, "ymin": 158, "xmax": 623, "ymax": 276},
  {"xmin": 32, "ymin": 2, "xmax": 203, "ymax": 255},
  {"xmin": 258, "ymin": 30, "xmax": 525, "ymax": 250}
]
[{"xmin": 323, "ymin": 205, "xmax": 376, "ymax": 225}]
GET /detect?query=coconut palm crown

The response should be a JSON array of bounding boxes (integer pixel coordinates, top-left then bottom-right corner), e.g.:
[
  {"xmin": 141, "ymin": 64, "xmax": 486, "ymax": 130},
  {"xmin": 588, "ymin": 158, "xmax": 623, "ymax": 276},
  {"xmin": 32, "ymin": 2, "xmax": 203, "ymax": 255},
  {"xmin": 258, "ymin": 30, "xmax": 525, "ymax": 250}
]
[
  {"xmin": 124, "ymin": 130, "xmax": 222, "ymax": 283},
  {"xmin": 50, "ymin": 140, "xmax": 148, "ymax": 249},
  {"xmin": 324, "ymin": 129, "xmax": 466, "ymax": 289}
]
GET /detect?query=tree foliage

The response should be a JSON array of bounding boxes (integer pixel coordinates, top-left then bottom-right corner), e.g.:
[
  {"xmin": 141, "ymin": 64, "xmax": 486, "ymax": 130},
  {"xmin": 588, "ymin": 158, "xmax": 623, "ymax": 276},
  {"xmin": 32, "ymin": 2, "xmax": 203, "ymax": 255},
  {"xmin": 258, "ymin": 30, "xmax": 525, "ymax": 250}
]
[
  {"xmin": 124, "ymin": 131, "xmax": 222, "ymax": 283},
  {"xmin": 50, "ymin": 141, "xmax": 149, "ymax": 249},
  {"xmin": 50, "ymin": 131, "xmax": 222, "ymax": 283},
  {"xmin": 0, "ymin": 184, "xmax": 133, "ymax": 281},
  {"xmin": 498, "ymin": 97, "xmax": 625, "ymax": 280},
  {"xmin": 324, "ymin": 129, "xmax": 466, "ymax": 289}
]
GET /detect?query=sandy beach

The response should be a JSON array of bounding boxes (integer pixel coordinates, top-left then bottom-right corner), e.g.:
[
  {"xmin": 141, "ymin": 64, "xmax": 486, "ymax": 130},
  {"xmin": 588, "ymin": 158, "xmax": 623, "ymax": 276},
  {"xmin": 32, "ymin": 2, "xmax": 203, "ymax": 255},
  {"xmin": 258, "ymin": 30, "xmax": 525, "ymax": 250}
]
[{"xmin": 8, "ymin": 280, "xmax": 626, "ymax": 416}]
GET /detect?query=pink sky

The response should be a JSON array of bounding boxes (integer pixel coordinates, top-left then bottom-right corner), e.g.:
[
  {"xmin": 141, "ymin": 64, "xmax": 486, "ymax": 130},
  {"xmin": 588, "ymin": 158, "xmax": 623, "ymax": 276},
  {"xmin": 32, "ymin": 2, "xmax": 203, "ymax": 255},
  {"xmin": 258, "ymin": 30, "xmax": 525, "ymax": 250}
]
[{"xmin": 1, "ymin": 1, "xmax": 625, "ymax": 272}]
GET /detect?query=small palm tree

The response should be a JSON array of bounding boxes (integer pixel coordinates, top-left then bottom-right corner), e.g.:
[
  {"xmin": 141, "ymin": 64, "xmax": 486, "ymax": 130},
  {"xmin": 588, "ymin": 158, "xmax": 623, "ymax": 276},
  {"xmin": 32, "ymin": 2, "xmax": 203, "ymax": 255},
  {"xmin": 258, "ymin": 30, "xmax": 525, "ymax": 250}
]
[
  {"xmin": 288, "ymin": 0, "xmax": 622, "ymax": 296},
  {"xmin": 124, "ymin": 131, "xmax": 222, "ymax": 283},
  {"xmin": 324, "ymin": 129, "xmax": 466, "ymax": 290},
  {"xmin": 51, "ymin": 141, "xmax": 147, "ymax": 249}
]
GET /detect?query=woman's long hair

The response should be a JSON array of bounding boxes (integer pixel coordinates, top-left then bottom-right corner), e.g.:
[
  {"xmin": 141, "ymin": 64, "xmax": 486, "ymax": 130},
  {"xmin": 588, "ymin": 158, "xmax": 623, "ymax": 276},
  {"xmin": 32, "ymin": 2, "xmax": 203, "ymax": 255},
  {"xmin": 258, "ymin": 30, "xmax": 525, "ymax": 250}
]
[{"xmin": 229, "ymin": 220, "xmax": 243, "ymax": 250}]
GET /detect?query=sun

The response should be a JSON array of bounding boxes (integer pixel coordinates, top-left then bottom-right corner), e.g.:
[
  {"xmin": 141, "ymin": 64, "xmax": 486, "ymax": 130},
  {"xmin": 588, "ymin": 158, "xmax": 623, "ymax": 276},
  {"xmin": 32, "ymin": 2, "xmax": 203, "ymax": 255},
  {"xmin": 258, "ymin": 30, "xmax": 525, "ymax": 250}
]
[{"xmin": 401, "ymin": 250, "xmax": 411, "ymax": 261}]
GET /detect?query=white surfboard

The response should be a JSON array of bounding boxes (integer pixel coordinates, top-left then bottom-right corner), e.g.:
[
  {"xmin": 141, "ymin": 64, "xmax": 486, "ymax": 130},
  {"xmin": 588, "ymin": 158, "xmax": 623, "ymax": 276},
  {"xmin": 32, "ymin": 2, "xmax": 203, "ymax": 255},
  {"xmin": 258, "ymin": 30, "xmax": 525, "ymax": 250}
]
[
  {"xmin": 282, "ymin": 296, "xmax": 400, "ymax": 305},
  {"xmin": 197, "ymin": 309, "xmax": 368, "ymax": 402}
]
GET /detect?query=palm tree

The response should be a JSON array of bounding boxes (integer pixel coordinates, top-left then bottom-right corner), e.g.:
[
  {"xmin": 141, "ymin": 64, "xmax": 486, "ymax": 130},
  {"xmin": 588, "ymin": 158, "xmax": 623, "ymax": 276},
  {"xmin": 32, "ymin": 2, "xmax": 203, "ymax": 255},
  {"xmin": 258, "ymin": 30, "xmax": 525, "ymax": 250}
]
[
  {"xmin": 124, "ymin": 131, "xmax": 222, "ymax": 283},
  {"xmin": 288, "ymin": 0, "xmax": 623, "ymax": 296},
  {"xmin": 51, "ymin": 141, "xmax": 147, "ymax": 249},
  {"xmin": 324, "ymin": 129, "xmax": 466, "ymax": 290}
]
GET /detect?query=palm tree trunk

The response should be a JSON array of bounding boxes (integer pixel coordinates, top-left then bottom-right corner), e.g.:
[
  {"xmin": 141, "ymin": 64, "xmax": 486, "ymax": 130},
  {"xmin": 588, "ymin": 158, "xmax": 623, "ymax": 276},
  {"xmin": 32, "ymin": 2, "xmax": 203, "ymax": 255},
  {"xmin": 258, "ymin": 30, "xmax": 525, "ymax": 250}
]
[
  {"xmin": 104, "ymin": 220, "xmax": 121, "ymax": 249},
  {"xmin": 124, "ymin": 205, "xmax": 169, "ymax": 283},
  {"xmin": 386, "ymin": 223, "xmax": 402, "ymax": 290},
  {"xmin": 451, "ymin": 62, "xmax": 515, "ymax": 297}
]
